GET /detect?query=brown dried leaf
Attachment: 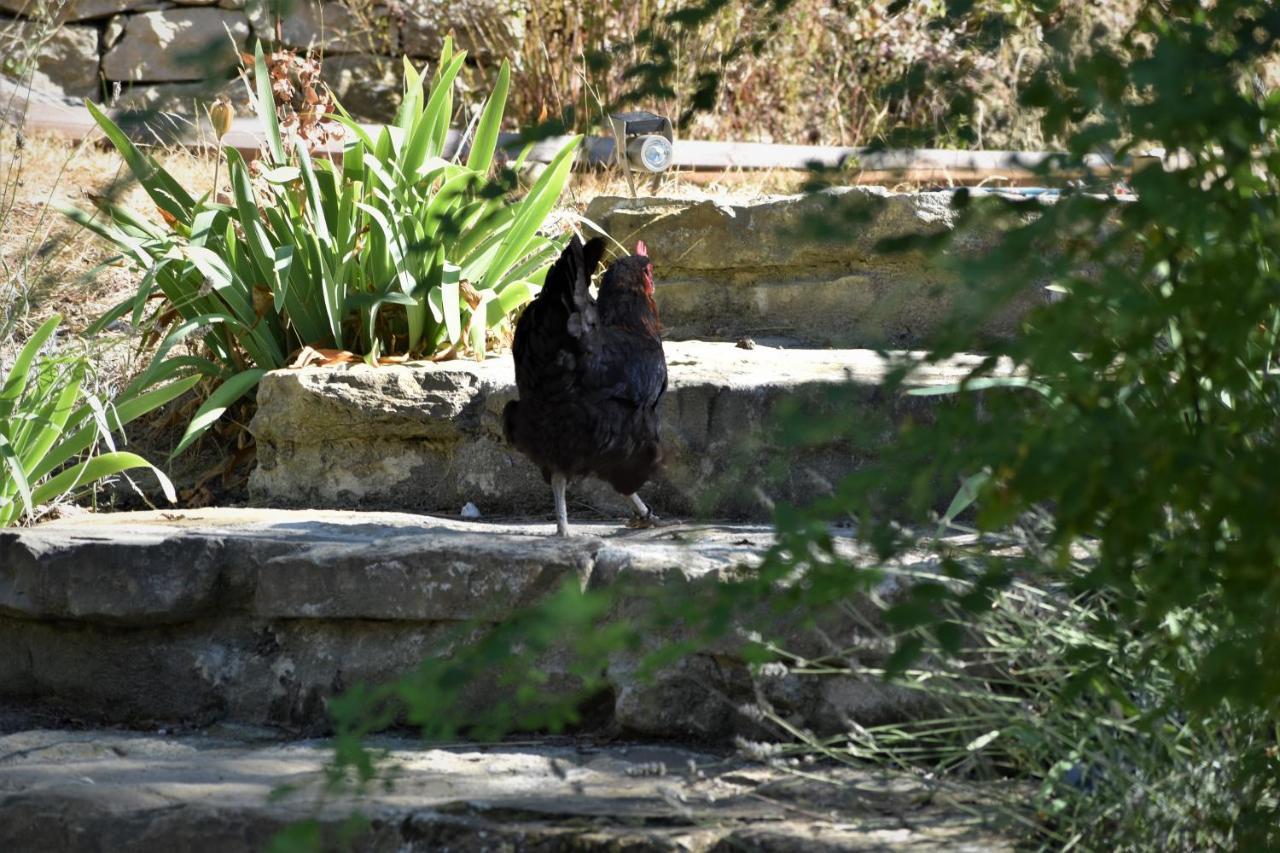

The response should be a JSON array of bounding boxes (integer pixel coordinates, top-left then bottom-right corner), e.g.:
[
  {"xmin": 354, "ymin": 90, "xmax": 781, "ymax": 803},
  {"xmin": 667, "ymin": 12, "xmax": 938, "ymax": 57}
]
[{"xmin": 460, "ymin": 281, "xmax": 482, "ymax": 310}]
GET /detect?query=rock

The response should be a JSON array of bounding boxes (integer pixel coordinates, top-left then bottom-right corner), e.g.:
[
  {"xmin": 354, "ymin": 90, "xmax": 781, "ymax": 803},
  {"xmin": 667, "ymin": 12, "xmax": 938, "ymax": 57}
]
[
  {"xmin": 0, "ymin": 525, "xmax": 226, "ymax": 625},
  {"xmin": 585, "ymin": 189, "xmax": 1048, "ymax": 348},
  {"xmin": 0, "ymin": 729, "xmax": 1018, "ymax": 852},
  {"xmin": 245, "ymin": 0, "xmax": 397, "ymax": 55},
  {"xmin": 0, "ymin": 509, "xmax": 936, "ymax": 737},
  {"xmin": 0, "ymin": 20, "xmax": 99, "ymax": 99},
  {"xmin": 0, "ymin": 0, "xmax": 160, "ymax": 22},
  {"xmin": 102, "ymin": 12, "xmax": 126, "ymax": 49},
  {"xmin": 399, "ymin": 0, "xmax": 526, "ymax": 61},
  {"xmin": 321, "ymin": 52, "xmax": 400, "ymax": 121},
  {"xmin": 248, "ymin": 341, "xmax": 990, "ymax": 521},
  {"xmin": 102, "ymin": 8, "xmax": 251, "ymax": 82},
  {"xmin": 610, "ymin": 653, "xmax": 748, "ymax": 738}
]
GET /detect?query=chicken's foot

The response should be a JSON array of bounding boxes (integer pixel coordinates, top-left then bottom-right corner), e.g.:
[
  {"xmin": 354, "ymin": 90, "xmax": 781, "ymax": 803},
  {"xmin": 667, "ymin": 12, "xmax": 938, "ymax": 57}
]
[
  {"xmin": 552, "ymin": 473, "xmax": 570, "ymax": 537},
  {"xmin": 625, "ymin": 493, "xmax": 661, "ymax": 529}
]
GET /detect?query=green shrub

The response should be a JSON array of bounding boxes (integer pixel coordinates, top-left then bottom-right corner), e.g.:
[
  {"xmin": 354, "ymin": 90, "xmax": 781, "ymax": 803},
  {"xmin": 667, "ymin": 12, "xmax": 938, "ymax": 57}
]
[
  {"xmin": 0, "ymin": 315, "xmax": 190, "ymax": 527},
  {"xmin": 754, "ymin": 1, "xmax": 1280, "ymax": 846},
  {"xmin": 66, "ymin": 40, "xmax": 580, "ymax": 454}
]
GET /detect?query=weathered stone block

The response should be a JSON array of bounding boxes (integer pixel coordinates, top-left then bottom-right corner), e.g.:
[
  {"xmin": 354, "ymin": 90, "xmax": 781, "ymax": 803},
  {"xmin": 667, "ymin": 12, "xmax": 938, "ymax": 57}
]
[
  {"xmin": 0, "ymin": 19, "xmax": 99, "ymax": 98},
  {"xmin": 320, "ymin": 52, "xmax": 400, "ymax": 121},
  {"xmin": 0, "ymin": 528, "xmax": 227, "ymax": 625},
  {"xmin": 586, "ymin": 188, "xmax": 1047, "ymax": 348},
  {"xmin": 102, "ymin": 8, "xmax": 251, "ymax": 82},
  {"xmin": 0, "ymin": 0, "xmax": 158, "ymax": 22},
  {"xmin": 252, "ymin": 531, "xmax": 592, "ymax": 621},
  {"xmin": 248, "ymin": 341, "xmax": 981, "ymax": 521}
]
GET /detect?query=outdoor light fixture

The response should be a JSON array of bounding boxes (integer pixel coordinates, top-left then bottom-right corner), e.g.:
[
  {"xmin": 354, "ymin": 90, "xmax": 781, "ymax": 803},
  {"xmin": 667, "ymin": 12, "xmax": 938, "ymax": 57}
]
[{"xmin": 608, "ymin": 111, "xmax": 674, "ymax": 198}]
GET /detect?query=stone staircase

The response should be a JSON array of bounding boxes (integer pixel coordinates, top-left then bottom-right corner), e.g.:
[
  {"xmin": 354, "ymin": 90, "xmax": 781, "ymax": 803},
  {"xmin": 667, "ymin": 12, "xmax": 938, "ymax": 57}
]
[
  {"xmin": 0, "ymin": 189, "xmax": 1032, "ymax": 851},
  {"xmin": 0, "ymin": 510, "xmax": 1018, "ymax": 852},
  {"xmin": 248, "ymin": 341, "xmax": 992, "ymax": 521}
]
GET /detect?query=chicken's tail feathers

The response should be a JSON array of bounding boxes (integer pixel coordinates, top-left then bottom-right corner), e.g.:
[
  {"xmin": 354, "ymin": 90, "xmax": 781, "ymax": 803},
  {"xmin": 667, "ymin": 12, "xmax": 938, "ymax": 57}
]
[
  {"xmin": 542, "ymin": 235, "xmax": 606, "ymax": 305},
  {"xmin": 582, "ymin": 236, "xmax": 607, "ymax": 279}
]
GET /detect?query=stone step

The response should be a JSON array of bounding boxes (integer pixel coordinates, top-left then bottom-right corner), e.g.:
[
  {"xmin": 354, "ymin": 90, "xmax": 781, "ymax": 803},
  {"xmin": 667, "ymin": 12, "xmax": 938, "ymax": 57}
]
[
  {"xmin": 248, "ymin": 341, "xmax": 991, "ymax": 521},
  {"xmin": 0, "ymin": 510, "xmax": 929, "ymax": 739},
  {"xmin": 585, "ymin": 188, "xmax": 1048, "ymax": 348},
  {"xmin": 0, "ymin": 727, "xmax": 1016, "ymax": 852}
]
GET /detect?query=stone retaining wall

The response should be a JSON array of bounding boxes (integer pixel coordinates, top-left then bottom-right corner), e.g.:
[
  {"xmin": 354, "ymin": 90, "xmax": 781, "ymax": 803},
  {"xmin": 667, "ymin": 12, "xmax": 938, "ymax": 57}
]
[
  {"xmin": 588, "ymin": 187, "xmax": 1049, "ymax": 348},
  {"xmin": 0, "ymin": 0, "xmax": 519, "ymax": 117}
]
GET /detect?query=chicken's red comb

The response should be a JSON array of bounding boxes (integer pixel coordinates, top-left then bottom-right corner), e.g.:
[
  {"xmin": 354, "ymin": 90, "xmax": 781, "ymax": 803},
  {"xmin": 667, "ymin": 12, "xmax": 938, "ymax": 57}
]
[{"xmin": 635, "ymin": 240, "xmax": 648, "ymax": 257}]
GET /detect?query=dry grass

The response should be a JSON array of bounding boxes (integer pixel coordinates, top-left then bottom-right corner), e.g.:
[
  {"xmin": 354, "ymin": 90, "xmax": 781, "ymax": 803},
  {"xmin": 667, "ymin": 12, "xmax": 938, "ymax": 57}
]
[
  {"xmin": 466, "ymin": 0, "xmax": 1149, "ymax": 150},
  {"xmin": 1, "ymin": 129, "xmax": 219, "ymax": 338}
]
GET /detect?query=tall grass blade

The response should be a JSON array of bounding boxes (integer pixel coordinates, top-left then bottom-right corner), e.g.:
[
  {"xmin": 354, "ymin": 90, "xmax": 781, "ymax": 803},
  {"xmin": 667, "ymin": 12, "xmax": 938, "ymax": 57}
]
[
  {"xmin": 31, "ymin": 451, "xmax": 176, "ymax": 508},
  {"xmin": 0, "ymin": 315, "xmax": 60, "ymax": 419},
  {"xmin": 254, "ymin": 41, "xmax": 287, "ymax": 165},
  {"xmin": 171, "ymin": 369, "xmax": 268, "ymax": 457},
  {"xmin": 467, "ymin": 61, "xmax": 510, "ymax": 175}
]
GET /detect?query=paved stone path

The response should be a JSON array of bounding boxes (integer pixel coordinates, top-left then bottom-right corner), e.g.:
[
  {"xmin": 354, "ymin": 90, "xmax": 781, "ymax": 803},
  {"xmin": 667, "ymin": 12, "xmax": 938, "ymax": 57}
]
[{"xmin": 0, "ymin": 726, "xmax": 1016, "ymax": 852}]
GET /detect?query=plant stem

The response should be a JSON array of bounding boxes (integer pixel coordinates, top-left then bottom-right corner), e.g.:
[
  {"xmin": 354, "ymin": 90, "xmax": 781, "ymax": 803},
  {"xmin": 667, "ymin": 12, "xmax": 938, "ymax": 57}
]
[{"xmin": 212, "ymin": 141, "xmax": 222, "ymax": 201}]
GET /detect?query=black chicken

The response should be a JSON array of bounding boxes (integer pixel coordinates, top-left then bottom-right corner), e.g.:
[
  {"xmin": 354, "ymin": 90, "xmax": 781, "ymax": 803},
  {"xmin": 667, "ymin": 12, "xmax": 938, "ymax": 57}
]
[{"xmin": 503, "ymin": 236, "xmax": 667, "ymax": 536}]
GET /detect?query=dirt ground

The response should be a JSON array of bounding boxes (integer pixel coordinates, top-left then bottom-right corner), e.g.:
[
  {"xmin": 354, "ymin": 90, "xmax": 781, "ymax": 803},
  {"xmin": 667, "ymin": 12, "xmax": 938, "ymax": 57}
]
[{"xmin": 1, "ymin": 130, "xmax": 219, "ymax": 336}]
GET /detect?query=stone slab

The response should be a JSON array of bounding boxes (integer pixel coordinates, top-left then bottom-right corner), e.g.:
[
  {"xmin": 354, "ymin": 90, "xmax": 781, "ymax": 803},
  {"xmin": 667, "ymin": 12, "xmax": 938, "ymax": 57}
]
[
  {"xmin": 107, "ymin": 79, "xmax": 253, "ymax": 114},
  {"xmin": 0, "ymin": 728, "xmax": 1016, "ymax": 852},
  {"xmin": 248, "ymin": 341, "xmax": 992, "ymax": 521},
  {"xmin": 0, "ymin": 19, "xmax": 99, "ymax": 99},
  {"xmin": 101, "ymin": 8, "xmax": 250, "ymax": 82},
  {"xmin": 0, "ymin": 0, "xmax": 157, "ymax": 22},
  {"xmin": 0, "ymin": 509, "xmax": 930, "ymax": 737},
  {"xmin": 585, "ymin": 188, "xmax": 1048, "ymax": 348}
]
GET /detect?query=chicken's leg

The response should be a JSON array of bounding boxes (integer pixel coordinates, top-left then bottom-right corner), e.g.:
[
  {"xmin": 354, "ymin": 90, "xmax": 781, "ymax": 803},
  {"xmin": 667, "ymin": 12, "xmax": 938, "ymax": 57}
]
[
  {"xmin": 625, "ymin": 493, "xmax": 660, "ymax": 529},
  {"xmin": 552, "ymin": 473, "xmax": 570, "ymax": 537}
]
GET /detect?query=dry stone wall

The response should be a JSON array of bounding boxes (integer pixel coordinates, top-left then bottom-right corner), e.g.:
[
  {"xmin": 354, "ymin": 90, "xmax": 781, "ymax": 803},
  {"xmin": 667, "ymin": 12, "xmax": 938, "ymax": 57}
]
[{"xmin": 0, "ymin": 0, "xmax": 522, "ymax": 118}]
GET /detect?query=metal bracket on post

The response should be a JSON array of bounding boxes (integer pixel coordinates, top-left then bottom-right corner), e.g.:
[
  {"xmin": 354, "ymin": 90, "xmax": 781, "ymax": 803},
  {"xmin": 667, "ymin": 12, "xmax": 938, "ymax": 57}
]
[{"xmin": 608, "ymin": 111, "xmax": 674, "ymax": 200}]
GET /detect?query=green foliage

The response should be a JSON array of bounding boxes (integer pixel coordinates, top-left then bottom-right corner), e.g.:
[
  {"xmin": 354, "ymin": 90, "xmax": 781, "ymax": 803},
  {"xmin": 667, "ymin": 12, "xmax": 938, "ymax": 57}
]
[
  {"xmin": 755, "ymin": 0, "xmax": 1280, "ymax": 845},
  {"xmin": 0, "ymin": 315, "xmax": 184, "ymax": 527},
  {"xmin": 741, "ymin": 533, "xmax": 1275, "ymax": 850},
  {"xmin": 69, "ymin": 39, "xmax": 580, "ymax": 452}
]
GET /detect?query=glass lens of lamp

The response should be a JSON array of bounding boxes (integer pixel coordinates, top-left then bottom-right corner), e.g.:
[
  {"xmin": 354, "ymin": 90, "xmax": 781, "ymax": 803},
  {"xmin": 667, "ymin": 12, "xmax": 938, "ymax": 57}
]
[{"xmin": 628, "ymin": 135, "xmax": 673, "ymax": 173}]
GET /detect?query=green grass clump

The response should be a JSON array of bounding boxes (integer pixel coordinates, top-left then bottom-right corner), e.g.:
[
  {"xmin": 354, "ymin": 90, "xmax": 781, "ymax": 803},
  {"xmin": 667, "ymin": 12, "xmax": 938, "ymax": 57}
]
[{"xmin": 0, "ymin": 315, "xmax": 186, "ymax": 526}]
